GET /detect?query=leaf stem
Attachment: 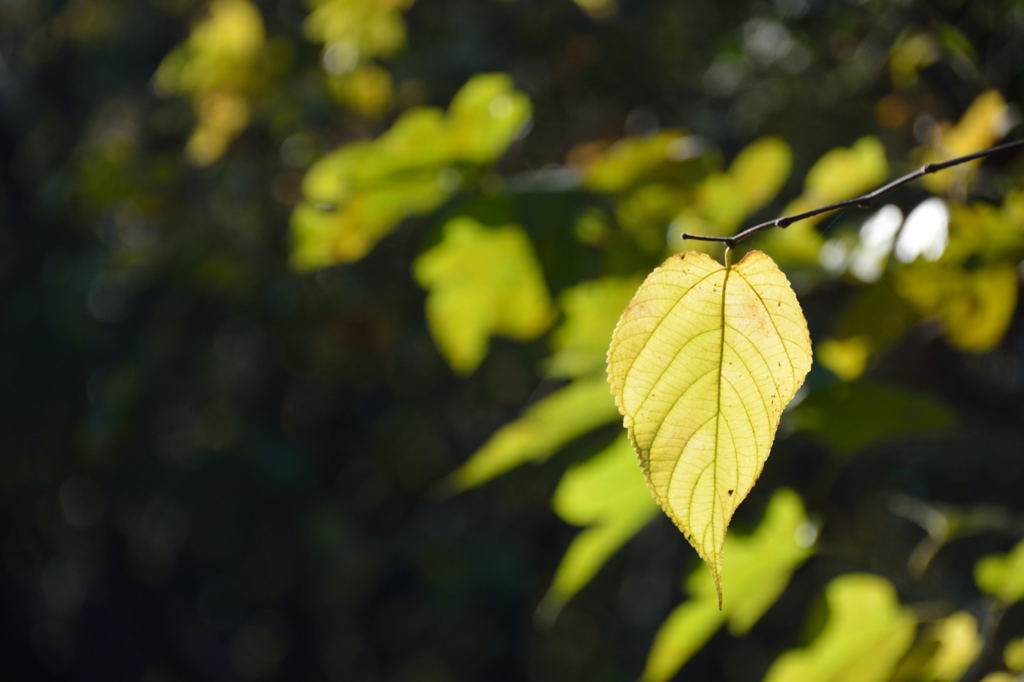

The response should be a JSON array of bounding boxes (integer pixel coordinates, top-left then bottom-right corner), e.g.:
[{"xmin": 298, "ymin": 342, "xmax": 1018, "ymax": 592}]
[{"xmin": 680, "ymin": 139, "xmax": 1024, "ymax": 248}]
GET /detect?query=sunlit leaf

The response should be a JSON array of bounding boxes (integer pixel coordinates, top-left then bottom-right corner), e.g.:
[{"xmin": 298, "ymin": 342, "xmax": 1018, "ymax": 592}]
[
  {"xmin": 643, "ymin": 489, "xmax": 814, "ymax": 682},
  {"xmin": 922, "ymin": 90, "xmax": 1008, "ymax": 194},
  {"xmin": 760, "ymin": 137, "xmax": 888, "ymax": 265},
  {"xmin": 291, "ymin": 74, "xmax": 532, "ymax": 267},
  {"xmin": 763, "ymin": 574, "xmax": 917, "ymax": 682},
  {"xmin": 816, "ymin": 338, "xmax": 871, "ymax": 382},
  {"xmin": 304, "ymin": 0, "xmax": 414, "ymax": 59},
  {"xmin": 792, "ymin": 380, "xmax": 956, "ymax": 456},
  {"xmin": 154, "ymin": 0, "xmax": 267, "ymax": 165},
  {"xmin": 582, "ymin": 131, "xmax": 706, "ymax": 194},
  {"xmin": 608, "ymin": 250, "xmax": 812, "ymax": 602},
  {"xmin": 538, "ymin": 434, "xmax": 658, "ymax": 620},
  {"xmin": 727, "ymin": 136, "xmax": 793, "ymax": 215},
  {"xmin": 817, "ymin": 280, "xmax": 913, "ymax": 381},
  {"xmin": 1004, "ymin": 637, "xmax": 1024, "ymax": 673},
  {"xmin": 414, "ymin": 216, "xmax": 555, "ymax": 374},
  {"xmin": 326, "ymin": 62, "xmax": 394, "ymax": 117},
  {"xmin": 889, "ymin": 32, "xmax": 940, "ymax": 87},
  {"xmin": 975, "ymin": 539, "xmax": 1024, "ymax": 604},
  {"xmin": 892, "ymin": 611, "xmax": 982, "ymax": 682},
  {"xmin": 798, "ymin": 137, "xmax": 889, "ymax": 208},
  {"xmin": 948, "ymin": 195, "xmax": 1024, "ymax": 261},
  {"xmin": 685, "ymin": 136, "xmax": 792, "ymax": 234},
  {"xmin": 546, "ymin": 276, "xmax": 643, "ymax": 378},
  {"xmin": 446, "ymin": 376, "xmax": 619, "ymax": 490},
  {"xmin": 894, "ymin": 262, "xmax": 1018, "ymax": 352},
  {"xmin": 448, "ymin": 73, "xmax": 532, "ymax": 164},
  {"xmin": 643, "ymin": 598, "xmax": 723, "ymax": 682}
]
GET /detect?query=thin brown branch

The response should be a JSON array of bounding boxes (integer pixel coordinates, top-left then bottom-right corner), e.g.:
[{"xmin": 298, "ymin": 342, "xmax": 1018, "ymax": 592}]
[{"xmin": 681, "ymin": 139, "xmax": 1024, "ymax": 248}]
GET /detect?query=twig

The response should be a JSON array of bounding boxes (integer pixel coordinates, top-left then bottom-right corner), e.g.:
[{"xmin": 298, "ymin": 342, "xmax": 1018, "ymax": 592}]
[{"xmin": 681, "ymin": 139, "xmax": 1024, "ymax": 248}]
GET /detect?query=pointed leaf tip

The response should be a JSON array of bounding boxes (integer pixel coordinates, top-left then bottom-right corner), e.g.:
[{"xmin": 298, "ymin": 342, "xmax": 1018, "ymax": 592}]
[{"xmin": 607, "ymin": 250, "xmax": 812, "ymax": 604}]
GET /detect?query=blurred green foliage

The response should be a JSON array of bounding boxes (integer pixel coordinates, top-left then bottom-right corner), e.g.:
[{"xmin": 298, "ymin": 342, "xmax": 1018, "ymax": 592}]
[{"xmin": 3, "ymin": 0, "xmax": 1024, "ymax": 680}]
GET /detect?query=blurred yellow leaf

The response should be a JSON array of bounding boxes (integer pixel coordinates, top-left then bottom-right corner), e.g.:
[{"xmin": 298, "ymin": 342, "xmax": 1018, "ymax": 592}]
[
  {"xmin": 798, "ymin": 137, "xmax": 889, "ymax": 207},
  {"xmin": 552, "ymin": 433, "xmax": 653, "ymax": 524},
  {"xmin": 327, "ymin": 62, "xmax": 394, "ymax": 117},
  {"xmin": 1004, "ymin": 638, "xmax": 1024, "ymax": 673},
  {"xmin": 546, "ymin": 276, "xmax": 643, "ymax": 378},
  {"xmin": 760, "ymin": 137, "xmax": 888, "ymax": 265},
  {"xmin": 291, "ymin": 74, "xmax": 532, "ymax": 267},
  {"xmin": 763, "ymin": 574, "xmax": 916, "ymax": 682},
  {"xmin": 580, "ymin": 131, "xmax": 711, "ymax": 252},
  {"xmin": 943, "ymin": 196, "xmax": 1024, "ymax": 264},
  {"xmin": 154, "ymin": 0, "xmax": 267, "ymax": 165},
  {"xmin": 643, "ymin": 489, "xmax": 814, "ymax": 682},
  {"xmin": 894, "ymin": 262, "xmax": 1018, "ymax": 352},
  {"xmin": 922, "ymin": 90, "xmax": 1008, "ymax": 194},
  {"xmin": 537, "ymin": 434, "xmax": 658, "ymax": 620},
  {"xmin": 620, "ymin": 183, "xmax": 697, "ymax": 251},
  {"xmin": 608, "ymin": 250, "xmax": 812, "ymax": 602},
  {"xmin": 582, "ymin": 131, "xmax": 704, "ymax": 194},
  {"xmin": 448, "ymin": 73, "xmax": 532, "ymax": 164},
  {"xmin": 889, "ymin": 32, "xmax": 940, "ymax": 87},
  {"xmin": 415, "ymin": 217, "xmax": 555, "ymax": 373},
  {"xmin": 685, "ymin": 136, "xmax": 792, "ymax": 235},
  {"xmin": 816, "ymin": 337, "xmax": 871, "ymax": 382},
  {"xmin": 817, "ymin": 281, "xmax": 913, "ymax": 381},
  {"xmin": 304, "ymin": 0, "xmax": 414, "ymax": 59},
  {"xmin": 729, "ymin": 136, "xmax": 793, "ymax": 215},
  {"xmin": 975, "ymin": 539, "xmax": 1024, "ymax": 604},
  {"xmin": 446, "ymin": 376, "xmax": 620, "ymax": 490},
  {"xmin": 892, "ymin": 611, "xmax": 982, "ymax": 682},
  {"xmin": 643, "ymin": 597, "xmax": 723, "ymax": 682}
]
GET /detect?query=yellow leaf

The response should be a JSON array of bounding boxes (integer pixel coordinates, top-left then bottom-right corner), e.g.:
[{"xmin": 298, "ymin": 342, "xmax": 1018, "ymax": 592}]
[
  {"xmin": 728, "ymin": 136, "xmax": 792, "ymax": 213},
  {"xmin": 975, "ymin": 539, "xmax": 1024, "ymax": 604},
  {"xmin": 689, "ymin": 137, "xmax": 791, "ymax": 234},
  {"xmin": 817, "ymin": 337, "xmax": 871, "ymax": 381},
  {"xmin": 291, "ymin": 74, "xmax": 531, "ymax": 267},
  {"xmin": 922, "ymin": 90, "xmax": 1008, "ymax": 193},
  {"xmin": 538, "ymin": 434, "xmax": 658, "ymax": 620},
  {"xmin": 817, "ymin": 281, "xmax": 913, "ymax": 381},
  {"xmin": 607, "ymin": 250, "xmax": 812, "ymax": 603},
  {"xmin": 798, "ymin": 137, "xmax": 889, "ymax": 207},
  {"xmin": 448, "ymin": 73, "xmax": 532, "ymax": 164},
  {"xmin": 643, "ymin": 488, "xmax": 814, "ymax": 681},
  {"xmin": 326, "ymin": 63, "xmax": 394, "ymax": 118},
  {"xmin": 760, "ymin": 137, "xmax": 887, "ymax": 265},
  {"xmin": 895, "ymin": 262, "xmax": 1018, "ymax": 352},
  {"xmin": 1004, "ymin": 637, "xmax": 1024, "ymax": 673},
  {"xmin": 154, "ymin": 0, "xmax": 267, "ymax": 165},
  {"xmin": 889, "ymin": 32, "xmax": 940, "ymax": 87},
  {"xmin": 415, "ymin": 217, "xmax": 555, "ymax": 373},
  {"xmin": 446, "ymin": 377, "xmax": 619, "ymax": 490},
  {"xmin": 546, "ymin": 276, "xmax": 643, "ymax": 378},
  {"xmin": 763, "ymin": 574, "xmax": 916, "ymax": 682},
  {"xmin": 892, "ymin": 611, "xmax": 982, "ymax": 682},
  {"xmin": 303, "ymin": 0, "xmax": 414, "ymax": 58},
  {"xmin": 582, "ymin": 131, "xmax": 704, "ymax": 194}
]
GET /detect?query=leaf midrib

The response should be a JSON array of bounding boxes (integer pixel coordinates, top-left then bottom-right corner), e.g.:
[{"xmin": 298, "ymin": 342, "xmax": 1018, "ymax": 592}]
[{"xmin": 710, "ymin": 262, "xmax": 732, "ymax": 590}]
